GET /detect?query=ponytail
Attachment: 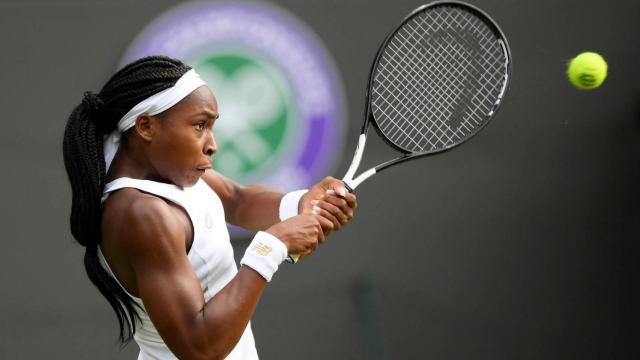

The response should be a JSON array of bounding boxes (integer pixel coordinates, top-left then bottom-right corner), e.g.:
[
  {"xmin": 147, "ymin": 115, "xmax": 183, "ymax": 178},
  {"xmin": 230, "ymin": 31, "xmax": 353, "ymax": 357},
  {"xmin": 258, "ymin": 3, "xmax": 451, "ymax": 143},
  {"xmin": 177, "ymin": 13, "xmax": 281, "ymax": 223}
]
[{"xmin": 62, "ymin": 56, "xmax": 191, "ymax": 343}]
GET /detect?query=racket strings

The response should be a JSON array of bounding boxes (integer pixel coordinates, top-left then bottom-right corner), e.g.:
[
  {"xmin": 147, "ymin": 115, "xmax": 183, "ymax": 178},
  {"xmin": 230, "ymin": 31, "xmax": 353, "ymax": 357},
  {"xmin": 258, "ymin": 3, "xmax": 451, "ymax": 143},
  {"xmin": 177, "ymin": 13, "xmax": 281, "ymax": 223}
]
[
  {"xmin": 377, "ymin": 40, "xmax": 456, "ymax": 146},
  {"xmin": 419, "ymin": 7, "xmax": 505, "ymax": 126},
  {"xmin": 371, "ymin": 5, "xmax": 507, "ymax": 153}
]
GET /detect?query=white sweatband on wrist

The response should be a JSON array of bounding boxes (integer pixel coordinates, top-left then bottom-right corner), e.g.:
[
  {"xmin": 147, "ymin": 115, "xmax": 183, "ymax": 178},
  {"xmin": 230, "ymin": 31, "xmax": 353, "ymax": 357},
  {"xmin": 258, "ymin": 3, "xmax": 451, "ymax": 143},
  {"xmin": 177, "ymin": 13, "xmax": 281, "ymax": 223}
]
[
  {"xmin": 240, "ymin": 231, "xmax": 288, "ymax": 282},
  {"xmin": 279, "ymin": 189, "xmax": 308, "ymax": 221}
]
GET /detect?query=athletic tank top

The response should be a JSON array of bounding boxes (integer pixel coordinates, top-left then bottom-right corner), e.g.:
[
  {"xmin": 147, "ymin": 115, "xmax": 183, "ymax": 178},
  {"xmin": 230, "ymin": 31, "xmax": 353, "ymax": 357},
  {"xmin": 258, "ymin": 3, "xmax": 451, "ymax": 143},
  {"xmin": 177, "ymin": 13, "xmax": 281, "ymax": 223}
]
[{"xmin": 98, "ymin": 177, "xmax": 259, "ymax": 360}]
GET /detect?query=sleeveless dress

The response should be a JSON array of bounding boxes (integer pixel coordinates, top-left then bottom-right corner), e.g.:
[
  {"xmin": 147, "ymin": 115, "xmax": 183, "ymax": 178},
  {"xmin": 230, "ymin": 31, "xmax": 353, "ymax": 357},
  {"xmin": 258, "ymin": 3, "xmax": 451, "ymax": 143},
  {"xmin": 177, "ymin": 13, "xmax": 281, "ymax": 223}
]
[{"xmin": 98, "ymin": 177, "xmax": 259, "ymax": 360}]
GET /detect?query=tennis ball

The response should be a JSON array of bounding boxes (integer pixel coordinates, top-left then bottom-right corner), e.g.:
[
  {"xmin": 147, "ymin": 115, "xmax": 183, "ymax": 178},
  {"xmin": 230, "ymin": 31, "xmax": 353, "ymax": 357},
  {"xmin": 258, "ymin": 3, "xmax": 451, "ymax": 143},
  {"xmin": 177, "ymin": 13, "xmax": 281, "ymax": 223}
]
[{"xmin": 567, "ymin": 52, "xmax": 608, "ymax": 90}]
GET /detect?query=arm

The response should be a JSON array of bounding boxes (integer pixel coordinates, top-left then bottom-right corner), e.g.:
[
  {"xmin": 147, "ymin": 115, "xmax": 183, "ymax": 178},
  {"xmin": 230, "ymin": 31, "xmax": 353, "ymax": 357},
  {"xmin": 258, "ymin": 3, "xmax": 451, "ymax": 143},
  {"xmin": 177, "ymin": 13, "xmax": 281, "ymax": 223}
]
[
  {"xmin": 202, "ymin": 170, "xmax": 358, "ymax": 233},
  {"xmin": 202, "ymin": 170, "xmax": 282, "ymax": 231},
  {"xmin": 121, "ymin": 195, "xmax": 321, "ymax": 360}
]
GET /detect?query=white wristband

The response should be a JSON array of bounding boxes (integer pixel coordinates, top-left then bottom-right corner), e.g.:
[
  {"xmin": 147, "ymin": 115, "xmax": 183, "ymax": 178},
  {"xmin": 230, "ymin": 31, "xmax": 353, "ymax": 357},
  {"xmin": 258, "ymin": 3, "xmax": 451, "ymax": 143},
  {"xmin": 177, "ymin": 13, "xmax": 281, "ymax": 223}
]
[
  {"xmin": 279, "ymin": 189, "xmax": 308, "ymax": 221},
  {"xmin": 240, "ymin": 231, "xmax": 288, "ymax": 282}
]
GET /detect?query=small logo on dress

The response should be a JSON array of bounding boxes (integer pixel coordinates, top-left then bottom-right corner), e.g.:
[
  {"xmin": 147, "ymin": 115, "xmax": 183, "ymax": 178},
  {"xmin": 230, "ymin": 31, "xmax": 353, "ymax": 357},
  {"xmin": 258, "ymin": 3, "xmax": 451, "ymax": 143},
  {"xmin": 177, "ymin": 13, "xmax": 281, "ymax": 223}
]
[
  {"xmin": 251, "ymin": 242, "xmax": 272, "ymax": 256},
  {"xmin": 205, "ymin": 214, "xmax": 214, "ymax": 230}
]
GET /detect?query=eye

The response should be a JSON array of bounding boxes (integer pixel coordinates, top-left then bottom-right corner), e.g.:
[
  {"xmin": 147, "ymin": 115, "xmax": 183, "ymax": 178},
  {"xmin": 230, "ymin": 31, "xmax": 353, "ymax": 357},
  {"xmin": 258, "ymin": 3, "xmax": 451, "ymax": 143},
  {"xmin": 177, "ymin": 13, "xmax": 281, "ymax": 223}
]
[{"xmin": 195, "ymin": 121, "xmax": 206, "ymax": 131}]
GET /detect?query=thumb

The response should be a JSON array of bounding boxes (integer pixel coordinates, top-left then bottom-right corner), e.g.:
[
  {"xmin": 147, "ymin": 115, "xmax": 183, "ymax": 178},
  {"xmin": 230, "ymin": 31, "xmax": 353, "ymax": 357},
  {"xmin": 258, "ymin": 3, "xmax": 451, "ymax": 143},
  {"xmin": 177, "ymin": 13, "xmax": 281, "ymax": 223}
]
[{"xmin": 326, "ymin": 182, "xmax": 347, "ymax": 197}]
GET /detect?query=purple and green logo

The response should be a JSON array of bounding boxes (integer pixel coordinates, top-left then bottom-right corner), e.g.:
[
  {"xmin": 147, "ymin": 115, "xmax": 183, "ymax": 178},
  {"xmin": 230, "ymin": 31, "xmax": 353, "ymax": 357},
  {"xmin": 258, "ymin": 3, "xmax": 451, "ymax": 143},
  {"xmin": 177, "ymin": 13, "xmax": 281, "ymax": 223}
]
[{"xmin": 121, "ymin": 1, "xmax": 346, "ymax": 191}]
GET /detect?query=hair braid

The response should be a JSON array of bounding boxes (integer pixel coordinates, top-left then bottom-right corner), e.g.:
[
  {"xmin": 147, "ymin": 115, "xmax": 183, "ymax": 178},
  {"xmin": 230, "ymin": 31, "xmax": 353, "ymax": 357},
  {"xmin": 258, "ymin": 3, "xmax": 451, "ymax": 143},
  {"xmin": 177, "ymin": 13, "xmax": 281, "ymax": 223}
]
[{"xmin": 62, "ymin": 55, "xmax": 191, "ymax": 343}]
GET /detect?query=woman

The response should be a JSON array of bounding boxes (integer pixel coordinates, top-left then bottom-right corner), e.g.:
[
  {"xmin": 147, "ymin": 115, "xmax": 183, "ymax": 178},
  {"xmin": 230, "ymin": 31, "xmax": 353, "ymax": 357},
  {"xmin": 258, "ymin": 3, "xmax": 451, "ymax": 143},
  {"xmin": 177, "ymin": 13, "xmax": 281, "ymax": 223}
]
[{"xmin": 63, "ymin": 56, "xmax": 356, "ymax": 359}]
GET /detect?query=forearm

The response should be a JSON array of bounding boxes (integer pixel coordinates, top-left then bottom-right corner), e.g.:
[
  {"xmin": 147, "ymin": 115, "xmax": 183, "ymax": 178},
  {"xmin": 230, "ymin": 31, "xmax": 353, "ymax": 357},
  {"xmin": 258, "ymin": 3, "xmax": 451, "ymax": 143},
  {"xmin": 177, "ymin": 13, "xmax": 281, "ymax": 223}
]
[
  {"xmin": 157, "ymin": 250, "xmax": 288, "ymax": 360},
  {"xmin": 229, "ymin": 185, "xmax": 283, "ymax": 230},
  {"xmin": 184, "ymin": 231, "xmax": 287, "ymax": 359},
  {"xmin": 202, "ymin": 171, "xmax": 305, "ymax": 230},
  {"xmin": 193, "ymin": 267, "xmax": 266, "ymax": 359}
]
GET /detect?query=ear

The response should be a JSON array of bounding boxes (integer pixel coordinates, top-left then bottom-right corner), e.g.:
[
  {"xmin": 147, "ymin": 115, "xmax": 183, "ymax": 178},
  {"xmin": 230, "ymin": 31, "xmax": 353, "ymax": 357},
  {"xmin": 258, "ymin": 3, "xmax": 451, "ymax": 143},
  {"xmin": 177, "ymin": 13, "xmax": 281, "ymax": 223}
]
[{"xmin": 134, "ymin": 114, "xmax": 156, "ymax": 142}]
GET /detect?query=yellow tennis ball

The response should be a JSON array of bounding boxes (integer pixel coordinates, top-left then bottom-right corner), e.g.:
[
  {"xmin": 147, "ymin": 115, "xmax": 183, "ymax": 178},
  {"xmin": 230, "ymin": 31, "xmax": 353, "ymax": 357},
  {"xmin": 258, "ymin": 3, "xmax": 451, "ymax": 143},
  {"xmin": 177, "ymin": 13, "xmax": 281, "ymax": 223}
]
[{"xmin": 567, "ymin": 52, "xmax": 608, "ymax": 90}]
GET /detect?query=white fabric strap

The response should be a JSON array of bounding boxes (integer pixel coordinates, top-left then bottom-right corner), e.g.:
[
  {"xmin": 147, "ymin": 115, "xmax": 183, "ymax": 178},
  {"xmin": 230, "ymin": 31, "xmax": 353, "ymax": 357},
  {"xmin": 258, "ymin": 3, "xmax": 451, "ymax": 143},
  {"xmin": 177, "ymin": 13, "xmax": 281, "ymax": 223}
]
[
  {"xmin": 279, "ymin": 189, "xmax": 308, "ymax": 221},
  {"xmin": 240, "ymin": 231, "xmax": 288, "ymax": 282},
  {"xmin": 103, "ymin": 69, "xmax": 208, "ymax": 171}
]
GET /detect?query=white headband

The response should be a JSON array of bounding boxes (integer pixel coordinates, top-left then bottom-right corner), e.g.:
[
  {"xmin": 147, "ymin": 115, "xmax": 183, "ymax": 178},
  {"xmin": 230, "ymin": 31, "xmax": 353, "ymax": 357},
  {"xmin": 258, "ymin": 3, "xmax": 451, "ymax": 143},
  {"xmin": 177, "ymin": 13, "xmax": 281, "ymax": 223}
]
[{"xmin": 103, "ymin": 69, "xmax": 208, "ymax": 171}]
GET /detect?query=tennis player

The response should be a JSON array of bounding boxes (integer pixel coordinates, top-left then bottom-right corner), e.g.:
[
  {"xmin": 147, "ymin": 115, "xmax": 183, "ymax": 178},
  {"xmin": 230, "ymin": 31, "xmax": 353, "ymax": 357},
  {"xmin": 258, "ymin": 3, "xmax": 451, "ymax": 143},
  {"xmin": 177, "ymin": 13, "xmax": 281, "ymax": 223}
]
[{"xmin": 62, "ymin": 56, "xmax": 357, "ymax": 360}]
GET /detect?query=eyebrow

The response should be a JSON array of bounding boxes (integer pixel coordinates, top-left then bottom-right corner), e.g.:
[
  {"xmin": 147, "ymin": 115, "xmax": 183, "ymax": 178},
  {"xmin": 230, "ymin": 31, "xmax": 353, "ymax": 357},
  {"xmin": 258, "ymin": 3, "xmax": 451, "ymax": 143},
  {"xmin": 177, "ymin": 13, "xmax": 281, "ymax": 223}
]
[{"xmin": 194, "ymin": 110, "xmax": 219, "ymax": 120}]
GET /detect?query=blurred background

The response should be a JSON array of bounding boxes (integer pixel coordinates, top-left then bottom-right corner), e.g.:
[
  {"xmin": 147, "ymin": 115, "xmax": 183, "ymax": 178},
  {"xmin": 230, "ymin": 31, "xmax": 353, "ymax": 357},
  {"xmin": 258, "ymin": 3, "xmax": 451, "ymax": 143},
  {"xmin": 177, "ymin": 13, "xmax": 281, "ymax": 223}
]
[{"xmin": 0, "ymin": 0, "xmax": 638, "ymax": 358}]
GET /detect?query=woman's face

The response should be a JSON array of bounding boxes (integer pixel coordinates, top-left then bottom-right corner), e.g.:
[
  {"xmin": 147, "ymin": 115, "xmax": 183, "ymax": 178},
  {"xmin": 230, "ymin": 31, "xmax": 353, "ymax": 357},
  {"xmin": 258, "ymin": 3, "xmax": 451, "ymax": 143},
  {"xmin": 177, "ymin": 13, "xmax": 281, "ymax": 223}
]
[{"xmin": 147, "ymin": 86, "xmax": 219, "ymax": 187}]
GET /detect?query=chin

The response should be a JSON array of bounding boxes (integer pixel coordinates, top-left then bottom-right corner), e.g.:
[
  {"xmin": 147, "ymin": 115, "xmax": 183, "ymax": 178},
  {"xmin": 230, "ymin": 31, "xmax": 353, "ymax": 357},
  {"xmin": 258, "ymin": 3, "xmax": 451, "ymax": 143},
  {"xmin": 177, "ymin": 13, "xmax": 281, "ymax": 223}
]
[{"xmin": 178, "ymin": 172, "xmax": 204, "ymax": 188}]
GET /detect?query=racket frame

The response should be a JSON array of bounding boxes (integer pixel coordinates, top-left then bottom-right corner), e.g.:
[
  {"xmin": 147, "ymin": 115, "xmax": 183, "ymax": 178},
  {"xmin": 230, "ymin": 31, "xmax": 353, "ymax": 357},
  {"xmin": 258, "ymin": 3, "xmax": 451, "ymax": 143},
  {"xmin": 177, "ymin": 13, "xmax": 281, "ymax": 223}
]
[{"xmin": 342, "ymin": 0, "xmax": 512, "ymax": 191}]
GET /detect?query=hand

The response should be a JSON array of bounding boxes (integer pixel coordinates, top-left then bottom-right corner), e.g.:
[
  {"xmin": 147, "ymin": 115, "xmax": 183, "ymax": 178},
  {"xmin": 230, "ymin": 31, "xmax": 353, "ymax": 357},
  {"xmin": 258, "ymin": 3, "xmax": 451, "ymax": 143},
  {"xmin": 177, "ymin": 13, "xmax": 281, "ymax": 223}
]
[
  {"xmin": 265, "ymin": 214, "xmax": 323, "ymax": 258},
  {"xmin": 300, "ymin": 177, "xmax": 358, "ymax": 235}
]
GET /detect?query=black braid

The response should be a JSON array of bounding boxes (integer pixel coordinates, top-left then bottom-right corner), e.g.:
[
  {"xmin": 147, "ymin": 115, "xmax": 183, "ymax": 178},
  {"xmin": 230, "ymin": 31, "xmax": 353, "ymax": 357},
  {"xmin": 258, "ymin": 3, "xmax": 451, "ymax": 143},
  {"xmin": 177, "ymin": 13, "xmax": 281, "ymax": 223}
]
[{"xmin": 62, "ymin": 56, "xmax": 191, "ymax": 343}]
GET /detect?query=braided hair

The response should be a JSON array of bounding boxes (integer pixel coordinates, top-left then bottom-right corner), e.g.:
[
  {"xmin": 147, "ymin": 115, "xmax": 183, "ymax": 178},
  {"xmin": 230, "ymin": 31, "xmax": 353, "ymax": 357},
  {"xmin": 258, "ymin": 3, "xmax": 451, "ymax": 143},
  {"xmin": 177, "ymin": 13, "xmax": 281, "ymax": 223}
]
[{"xmin": 62, "ymin": 56, "xmax": 192, "ymax": 343}]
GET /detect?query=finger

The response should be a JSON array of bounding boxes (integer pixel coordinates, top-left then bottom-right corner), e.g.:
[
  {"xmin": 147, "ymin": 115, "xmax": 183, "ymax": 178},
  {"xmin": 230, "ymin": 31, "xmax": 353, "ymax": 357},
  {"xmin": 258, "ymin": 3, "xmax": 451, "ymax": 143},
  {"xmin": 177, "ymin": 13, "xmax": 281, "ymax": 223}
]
[
  {"xmin": 306, "ymin": 213, "xmax": 326, "ymax": 245},
  {"xmin": 325, "ymin": 186, "xmax": 347, "ymax": 199},
  {"xmin": 315, "ymin": 215, "xmax": 334, "ymax": 238},
  {"xmin": 327, "ymin": 191, "xmax": 356, "ymax": 212},
  {"xmin": 343, "ymin": 193, "xmax": 357, "ymax": 208},
  {"xmin": 297, "ymin": 250, "xmax": 312, "ymax": 261},
  {"xmin": 326, "ymin": 190, "xmax": 357, "ymax": 208},
  {"xmin": 314, "ymin": 196, "xmax": 351, "ymax": 226},
  {"xmin": 318, "ymin": 176, "xmax": 339, "ymax": 191},
  {"xmin": 316, "ymin": 223, "xmax": 325, "ymax": 244},
  {"xmin": 309, "ymin": 225, "xmax": 320, "ymax": 250},
  {"xmin": 330, "ymin": 183, "xmax": 348, "ymax": 197},
  {"xmin": 314, "ymin": 198, "xmax": 349, "ymax": 224},
  {"xmin": 312, "ymin": 203, "xmax": 341, "ymax": 230}
]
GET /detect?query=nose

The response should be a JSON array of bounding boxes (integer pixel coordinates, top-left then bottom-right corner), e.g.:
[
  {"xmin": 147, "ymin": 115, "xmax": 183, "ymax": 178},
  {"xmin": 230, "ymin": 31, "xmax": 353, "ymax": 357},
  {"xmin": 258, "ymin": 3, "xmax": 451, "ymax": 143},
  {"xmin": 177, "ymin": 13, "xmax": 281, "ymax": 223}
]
[{"xmin": 204, "ymin": 130, "xmax": 217, "ymax": 157}]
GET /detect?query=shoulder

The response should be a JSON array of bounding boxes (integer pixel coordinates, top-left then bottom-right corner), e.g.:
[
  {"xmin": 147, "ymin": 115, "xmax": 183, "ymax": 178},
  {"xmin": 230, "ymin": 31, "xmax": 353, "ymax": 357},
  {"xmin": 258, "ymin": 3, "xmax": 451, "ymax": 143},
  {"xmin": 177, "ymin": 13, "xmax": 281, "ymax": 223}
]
[
  {"xmin": 201, "ymin": 169, "xmax": 245, "ymax": 207},
  {"xmin": 102, "ymin": 189, "xmax": 188, "ymax": 258},
  {"xmin": 201, "ymin": 169, "xmax": 238, "ymax": 196}
]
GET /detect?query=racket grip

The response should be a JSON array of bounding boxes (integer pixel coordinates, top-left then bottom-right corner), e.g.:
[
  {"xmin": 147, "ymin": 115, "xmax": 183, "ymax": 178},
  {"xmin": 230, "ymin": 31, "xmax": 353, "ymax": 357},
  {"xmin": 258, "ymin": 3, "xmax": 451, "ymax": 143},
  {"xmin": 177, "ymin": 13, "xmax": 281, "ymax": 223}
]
[{"xmin": 342, "ymin": 181, "xmax": 354, "ymax": 193}]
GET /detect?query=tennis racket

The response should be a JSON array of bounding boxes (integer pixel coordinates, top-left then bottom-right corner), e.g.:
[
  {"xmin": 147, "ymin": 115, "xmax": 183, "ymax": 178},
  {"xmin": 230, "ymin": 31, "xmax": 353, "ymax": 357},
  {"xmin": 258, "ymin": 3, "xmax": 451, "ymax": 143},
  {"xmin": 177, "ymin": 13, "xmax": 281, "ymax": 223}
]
[
  {"xmin": 290, "ymin": 1, "xmax": 511, "ymax": 262},
  {"xmin": 343, "ymin": 0, "xmax": 511, "ymax": 191}
]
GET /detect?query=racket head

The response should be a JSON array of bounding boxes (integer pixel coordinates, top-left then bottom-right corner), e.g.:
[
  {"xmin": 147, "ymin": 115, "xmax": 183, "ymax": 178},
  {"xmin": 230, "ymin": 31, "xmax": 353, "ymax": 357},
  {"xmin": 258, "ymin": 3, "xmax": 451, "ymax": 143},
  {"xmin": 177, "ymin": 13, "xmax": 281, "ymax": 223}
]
[{"xmin": 365, "ymin": 0, "xmax": 512, "ymax": 155}]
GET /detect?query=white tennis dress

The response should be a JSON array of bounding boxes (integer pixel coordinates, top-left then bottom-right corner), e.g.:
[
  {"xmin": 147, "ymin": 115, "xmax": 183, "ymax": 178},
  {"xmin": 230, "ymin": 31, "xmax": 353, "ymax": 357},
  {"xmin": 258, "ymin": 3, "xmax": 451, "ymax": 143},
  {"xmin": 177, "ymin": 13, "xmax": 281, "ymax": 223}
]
[{"xmin": 98, "ymin": 177, "xmax": 259, "ymax": 360}]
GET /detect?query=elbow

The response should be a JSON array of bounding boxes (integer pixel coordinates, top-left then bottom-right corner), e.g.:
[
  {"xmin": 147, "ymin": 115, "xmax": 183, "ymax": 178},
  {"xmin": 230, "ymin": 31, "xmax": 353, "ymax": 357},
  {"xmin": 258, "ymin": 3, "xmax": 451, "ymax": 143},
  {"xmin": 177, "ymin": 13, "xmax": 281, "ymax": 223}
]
[
  {"xmin": 183, "ymin": 340, "xmax": 231, "ymax": 360},
  {"xmin": 181, "ymin": 348, "xmax": 227, "ymax": 360},
  {"xmin": 183, "ymin": 332, "xmax": 236, "ymax": 360},
  {"xmin": 190, "ymin": 351, "xmax": 226, "ymax": 360},
  {"xmin": 164, "ymin": 297, "xmax": 250, "ymax": 360}
]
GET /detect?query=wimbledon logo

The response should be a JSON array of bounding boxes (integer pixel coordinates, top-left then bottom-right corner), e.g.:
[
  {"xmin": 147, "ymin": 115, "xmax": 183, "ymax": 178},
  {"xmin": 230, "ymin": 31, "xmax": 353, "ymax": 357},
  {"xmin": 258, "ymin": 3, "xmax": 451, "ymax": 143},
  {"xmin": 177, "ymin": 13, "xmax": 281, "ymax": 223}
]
[{"xmin": 120, "ymin": 1, "xmax": 346, "ymax": 190}]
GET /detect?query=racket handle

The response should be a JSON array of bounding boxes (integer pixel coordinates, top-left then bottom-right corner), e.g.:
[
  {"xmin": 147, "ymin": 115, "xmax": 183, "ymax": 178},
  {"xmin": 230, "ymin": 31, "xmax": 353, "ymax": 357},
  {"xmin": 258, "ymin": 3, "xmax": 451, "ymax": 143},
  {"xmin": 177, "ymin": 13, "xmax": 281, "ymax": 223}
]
[{"xmin": 343, "ymin": 181, "xmax": 354, "ymax": 193}]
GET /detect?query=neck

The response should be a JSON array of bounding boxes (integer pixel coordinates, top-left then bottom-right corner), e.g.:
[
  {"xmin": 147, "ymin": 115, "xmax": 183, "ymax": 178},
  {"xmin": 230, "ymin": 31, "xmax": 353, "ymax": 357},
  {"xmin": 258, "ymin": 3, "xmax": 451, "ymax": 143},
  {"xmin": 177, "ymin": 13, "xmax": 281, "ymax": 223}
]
[{"xmin": 105, "ymin": 143, "xmax": 168, "ymax": 184}]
